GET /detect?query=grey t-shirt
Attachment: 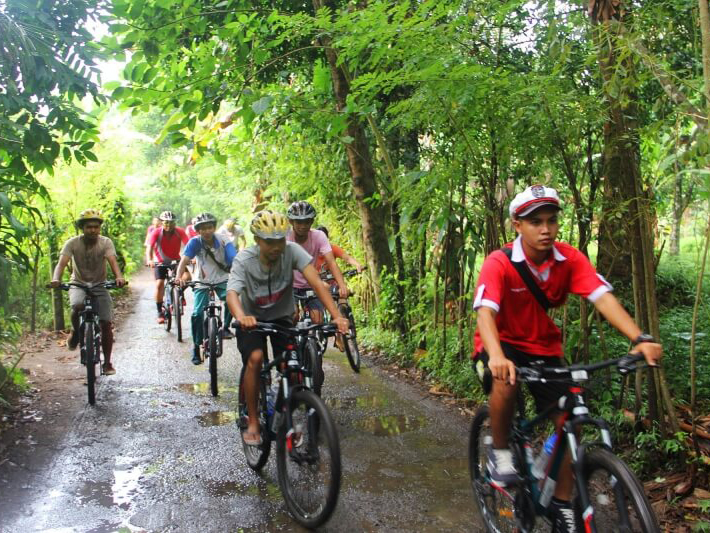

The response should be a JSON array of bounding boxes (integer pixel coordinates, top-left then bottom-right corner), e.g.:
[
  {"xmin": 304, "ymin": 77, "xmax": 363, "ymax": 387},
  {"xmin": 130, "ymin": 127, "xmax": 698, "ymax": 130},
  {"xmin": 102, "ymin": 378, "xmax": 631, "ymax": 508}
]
[
  {"xmin": 60, "ymin": 236, "xmax": 116, "ymax": 283},
  {"xmin": 227, "ymin": 242, "xmax": 312, "ymax": 321}
]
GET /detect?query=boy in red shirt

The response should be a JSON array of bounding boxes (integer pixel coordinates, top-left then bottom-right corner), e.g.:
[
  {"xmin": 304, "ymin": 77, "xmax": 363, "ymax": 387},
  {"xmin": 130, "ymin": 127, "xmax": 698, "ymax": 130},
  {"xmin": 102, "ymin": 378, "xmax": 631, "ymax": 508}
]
[
  {"xmin": 146, "ymin": 210, "xmax": 188, "ymax": 323},
  {"xmin": 473, "ymin": 185, "xmax": 661, "ymax": 532}
]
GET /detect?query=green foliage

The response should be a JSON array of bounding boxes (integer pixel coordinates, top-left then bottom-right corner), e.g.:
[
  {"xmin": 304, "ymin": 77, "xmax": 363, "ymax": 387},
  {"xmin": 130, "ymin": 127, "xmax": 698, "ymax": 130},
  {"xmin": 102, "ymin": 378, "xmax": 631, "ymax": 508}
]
[
  {"xmin": 358, "ymin": 325, "xmax": 412, "ymax": 365},
  {"xmin": 0, "ymin": 0, "xmax": 107, "ymax": 267}
]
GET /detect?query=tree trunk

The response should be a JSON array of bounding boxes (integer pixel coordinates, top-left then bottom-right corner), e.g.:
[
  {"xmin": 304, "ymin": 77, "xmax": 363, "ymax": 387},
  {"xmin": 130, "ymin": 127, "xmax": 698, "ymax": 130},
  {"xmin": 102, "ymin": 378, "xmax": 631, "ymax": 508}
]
[
  {"xmin": 48, "ymin": 215, "xmax": 65, "ymax": 331},
  {"xmin": 670, "ymin": 170, "xmax": 683, "ymax": 255},
  {"xmin": 590, "ymin": 0, "xmax": 678, "ymax": 432},
  {"xmin": 30, "ymin": 238, "xmax": 40, "ymax": 333},
  {"xmin": 313, "ymin": 0, "xmax": 394, "ymax": 292}
]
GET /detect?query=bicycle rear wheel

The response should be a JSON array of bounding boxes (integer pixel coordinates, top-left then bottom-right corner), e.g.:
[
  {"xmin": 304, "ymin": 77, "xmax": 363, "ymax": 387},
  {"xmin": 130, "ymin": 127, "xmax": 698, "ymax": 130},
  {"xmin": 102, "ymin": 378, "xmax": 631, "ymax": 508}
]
[
  {"xmin": 276, "ymin": 389, "xmax": 341, "ymax": 528},
  {"xmin": 469, "ymin": 406, "xmax": 525, "ymax": 533},
  {"xmin": 84, "ymin": 322, "xmax": 97, "ymax": 406},
  {"xmin": 575, "ymin": 448, "xmax": 660, "ymax": 533},
  {"xmin": 208, "ymin": 317, "xmax": 219, "ymax": 396},
  {"xmin": 173, "ymin": 286, "xmax": 183, "ymax": 342},
  {"xmin": 238, "ymin": 368, "xmax": 272, "ymax": 470},
  {"xmin": 305, "ymin": 337, "xmax": 323, "ymax": 396},
  {"xmin": 340, "ymin": 304, "xmax": 360, "ymax": 373}
]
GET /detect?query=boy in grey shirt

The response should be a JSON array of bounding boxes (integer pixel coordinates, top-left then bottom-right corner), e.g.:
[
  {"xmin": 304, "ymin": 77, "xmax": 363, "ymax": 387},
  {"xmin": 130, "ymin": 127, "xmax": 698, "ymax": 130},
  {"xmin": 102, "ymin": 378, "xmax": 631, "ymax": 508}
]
[{"xmin": 226, "ymin": 211, "xmax": 348, "ymax": 446}]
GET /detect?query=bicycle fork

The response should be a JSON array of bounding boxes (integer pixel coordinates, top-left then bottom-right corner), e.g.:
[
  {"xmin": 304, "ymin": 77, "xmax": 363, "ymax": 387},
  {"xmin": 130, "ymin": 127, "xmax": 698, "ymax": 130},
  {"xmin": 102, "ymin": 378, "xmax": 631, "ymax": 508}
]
[{"xmin": 565, "ymin": 391, "xmax": 616, "ymax": 533}]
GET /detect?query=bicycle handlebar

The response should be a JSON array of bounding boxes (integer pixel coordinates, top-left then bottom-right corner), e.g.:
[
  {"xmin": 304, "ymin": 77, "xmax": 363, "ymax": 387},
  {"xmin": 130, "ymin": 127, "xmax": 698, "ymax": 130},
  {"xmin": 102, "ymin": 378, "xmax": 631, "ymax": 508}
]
[
  {"xmin": 514, "ymin": 354, "xmax": 647, "ymax": 384},
  {"xmin": 184, "ymin": 280, "xmax": 223, "ymax": 290},
  {"xmin": 149, "ymin": 260, "xmax": 178, "ymax": 267},
  {"xmin": 46, "ymin": 281, "xmax": 126, "ymax": 291},
  {"xmin": 232, "ymin": 320, "xmax": 337, "ymax": 337},
  {"xmin": 319, "ymin": 267, "xmax": 365, "ymax": 281}
]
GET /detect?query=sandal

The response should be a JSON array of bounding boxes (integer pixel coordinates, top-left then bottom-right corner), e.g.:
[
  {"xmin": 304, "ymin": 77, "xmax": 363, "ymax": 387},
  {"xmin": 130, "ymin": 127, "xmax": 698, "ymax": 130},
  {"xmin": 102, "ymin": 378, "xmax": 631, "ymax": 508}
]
[{"xmin": 243, "ymin": 430, "xmax": 262, "ymax": 446}]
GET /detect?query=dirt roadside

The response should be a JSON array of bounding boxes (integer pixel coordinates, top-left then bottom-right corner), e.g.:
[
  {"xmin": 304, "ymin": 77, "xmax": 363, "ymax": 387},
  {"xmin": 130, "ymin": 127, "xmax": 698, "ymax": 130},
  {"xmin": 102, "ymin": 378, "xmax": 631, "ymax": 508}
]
[{"xmin": 0, "ymin": 284, "xmax": 139, "ymax": 504}]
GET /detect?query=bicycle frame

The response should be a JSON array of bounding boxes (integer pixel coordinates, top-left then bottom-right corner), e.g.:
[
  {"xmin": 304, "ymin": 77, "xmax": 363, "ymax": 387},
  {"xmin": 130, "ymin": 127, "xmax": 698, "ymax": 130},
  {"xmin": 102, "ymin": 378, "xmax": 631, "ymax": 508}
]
[
  {"xmin": 499, "ymin": 356, "xmax": 645, "ymax": 531},
  {"xmin": 77, "ymin": 292, "xmax": 101, "ymax": 364},
  {"xmin": 243, "ymin": 322, "xmax": 336, "ymax": 437}
]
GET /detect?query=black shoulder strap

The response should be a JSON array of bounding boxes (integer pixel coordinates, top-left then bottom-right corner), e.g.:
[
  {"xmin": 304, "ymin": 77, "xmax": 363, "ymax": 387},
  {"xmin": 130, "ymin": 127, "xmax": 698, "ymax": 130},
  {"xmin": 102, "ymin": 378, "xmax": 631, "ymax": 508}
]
[
  {"xmin": 202, "ymin": 239, "xmax": 231, "ymax": 272},
  {"xmin": 500, "ymin": 247, "xmax": 550, "ymax": 311}
]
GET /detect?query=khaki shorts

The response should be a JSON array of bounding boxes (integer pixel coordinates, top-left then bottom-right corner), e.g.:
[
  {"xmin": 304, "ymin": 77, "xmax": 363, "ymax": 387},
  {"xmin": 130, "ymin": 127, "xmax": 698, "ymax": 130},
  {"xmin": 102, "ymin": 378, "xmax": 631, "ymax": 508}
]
[{"xmin": 68, "ymin": 286, "xmax": 113, "ymax": 322}]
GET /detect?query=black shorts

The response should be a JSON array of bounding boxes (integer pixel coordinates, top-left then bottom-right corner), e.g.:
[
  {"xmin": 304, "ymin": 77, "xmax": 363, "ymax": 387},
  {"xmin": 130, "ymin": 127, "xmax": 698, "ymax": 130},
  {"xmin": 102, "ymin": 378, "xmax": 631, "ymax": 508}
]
[
  {"xmin": 153, "ymin": 264, "xmax": 174, "ymax": 280},
  {"xmin": 294, "ymin": 287, "xmax": 324, "ymax": 312},
  {"xmin": 475, "ymin": 342, "xmax": 568, "ymax": 414},
  {"xmin": 236, "ymin": 318, "xmax": 294, "ymax": 365}
]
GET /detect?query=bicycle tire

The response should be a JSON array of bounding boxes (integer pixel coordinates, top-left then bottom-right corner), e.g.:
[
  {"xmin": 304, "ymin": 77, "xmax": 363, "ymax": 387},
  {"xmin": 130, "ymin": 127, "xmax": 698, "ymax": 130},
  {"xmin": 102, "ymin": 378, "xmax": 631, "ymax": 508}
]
[
  {"xmin": 576, "ymin": 447, "xmax": 660, "ymax": 533},
  {"xmin": 305, "ymin": 337, "xmax": 323, "ymax": 396},
  {"xmin": 340, "ymin": 304, "xmax": 360, "ymax": 373},
  {"xmin": 85, "ymin": 322, "xmax": 97, "ymax": 406},
  {"xmin": 174, "ymin": 286, "xmax": 183, "ymax": 342},
  {"xmin": 276, "ymin": 389, "xmax": 341, "ymax": 528},
  {"xmin": 208, "ymin": 317, "xmax": 219, "ymax": 396},
  {"xmin": 468, "ymin": 406, "xmax": 522, "ymax": 533},
  {"xmin": 164, "ymin": 290, "xmax": 172, "ymax": 332},
  {"xmin": 238, "ymin": 369, "xmax": 272, "ymax": 470}
]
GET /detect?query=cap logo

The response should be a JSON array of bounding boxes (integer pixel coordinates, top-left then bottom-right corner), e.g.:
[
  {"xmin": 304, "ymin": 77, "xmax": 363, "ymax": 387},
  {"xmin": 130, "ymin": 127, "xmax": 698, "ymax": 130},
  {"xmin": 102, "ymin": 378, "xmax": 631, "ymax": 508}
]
[{"xmin": 531, "ymin": 185, "xmax": 545, "ymax": 198}]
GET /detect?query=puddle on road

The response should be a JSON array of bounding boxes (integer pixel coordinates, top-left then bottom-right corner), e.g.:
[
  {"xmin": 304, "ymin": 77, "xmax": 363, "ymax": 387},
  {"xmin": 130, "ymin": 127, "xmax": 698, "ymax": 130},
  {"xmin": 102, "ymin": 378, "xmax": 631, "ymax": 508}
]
[
  {"xmin": 347, "ymin": 456, "xmax": 469, "ymax": 494},
  {"xmin": 205, "ymin": 479, "xmax": 244, "ymax": 497},
  {"xmin": 196, "ymin": 410, "xmax": 237, "ymax": 427},
  {"xmin": 325, "ymin": 395, "xmax": 388, "ymax": 410},
  {"xmin": 177, "ymin": 383, "xmax": 237, "ymax": 395},
  {"xmin": 355, "ymin": 414, "xmax": 426, "ymax": 436},
  {"xmin": 76, "ymin": 458, "xmax": 145, "ymax": 511}
]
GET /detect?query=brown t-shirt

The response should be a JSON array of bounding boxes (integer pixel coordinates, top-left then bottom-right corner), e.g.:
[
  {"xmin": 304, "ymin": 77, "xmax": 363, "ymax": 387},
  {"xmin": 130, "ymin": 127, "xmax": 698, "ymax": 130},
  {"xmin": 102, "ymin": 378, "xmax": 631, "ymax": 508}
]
[{"xmin": 60, "ymin": 235, "xmax": 116, "ymax": 283}]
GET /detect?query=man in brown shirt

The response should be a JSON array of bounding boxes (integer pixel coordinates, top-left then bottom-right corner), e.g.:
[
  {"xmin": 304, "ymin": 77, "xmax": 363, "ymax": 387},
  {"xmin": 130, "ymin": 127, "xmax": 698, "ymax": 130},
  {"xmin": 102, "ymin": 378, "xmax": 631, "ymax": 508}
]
[{"xmin": 50, "ymin": 209, "xmax": 126, "ymax": 375}]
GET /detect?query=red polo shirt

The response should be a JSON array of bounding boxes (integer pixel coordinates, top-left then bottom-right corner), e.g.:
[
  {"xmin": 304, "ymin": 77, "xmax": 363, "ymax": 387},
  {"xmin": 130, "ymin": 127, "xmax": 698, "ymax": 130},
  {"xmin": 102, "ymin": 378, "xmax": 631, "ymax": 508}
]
[
  {"xmin": 148, "ymin": 227, "xmax": 188, "ymax": 262},
  {"xmin": 473, "ymin": 237, "xmax": 611, "ymax": 357},
  {"xmin": 314, "ymin": 244, "xmax": 345, "ymax": 273}
]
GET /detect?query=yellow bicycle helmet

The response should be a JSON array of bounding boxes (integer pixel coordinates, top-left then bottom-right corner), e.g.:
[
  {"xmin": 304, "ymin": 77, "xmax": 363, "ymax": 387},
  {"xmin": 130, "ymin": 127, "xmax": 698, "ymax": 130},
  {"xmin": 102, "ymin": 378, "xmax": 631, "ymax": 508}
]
[
  {"xmin": 76, "ymin": 209, "xmax": 103, "ymax": 227},
  {"xmin": 250, "ymin": 210, "xmax": 289, "ymax": 239}
]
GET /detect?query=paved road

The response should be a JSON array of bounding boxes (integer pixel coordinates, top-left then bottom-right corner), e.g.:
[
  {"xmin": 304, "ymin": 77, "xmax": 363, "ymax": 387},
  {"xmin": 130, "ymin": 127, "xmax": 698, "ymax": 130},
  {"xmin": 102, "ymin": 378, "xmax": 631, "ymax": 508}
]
[{"xmin": 0, "ymin": 270, "xmax": 482, "ymax": 532}]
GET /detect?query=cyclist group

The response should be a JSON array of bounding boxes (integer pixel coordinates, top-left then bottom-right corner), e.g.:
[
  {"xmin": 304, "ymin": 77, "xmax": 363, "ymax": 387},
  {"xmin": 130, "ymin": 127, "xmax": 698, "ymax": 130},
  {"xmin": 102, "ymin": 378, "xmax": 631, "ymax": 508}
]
[{"xmin": 50, "ymin": 186, "xmax": 662, "ymax": 532}]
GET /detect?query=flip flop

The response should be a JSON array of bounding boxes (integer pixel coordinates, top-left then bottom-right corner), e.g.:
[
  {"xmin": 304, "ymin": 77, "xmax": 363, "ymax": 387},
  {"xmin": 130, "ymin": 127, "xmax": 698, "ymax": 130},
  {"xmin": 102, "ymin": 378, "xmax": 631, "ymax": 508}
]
[{"xmin": 243, "ymin": 431, "xmax": 262, "ymax": 446}]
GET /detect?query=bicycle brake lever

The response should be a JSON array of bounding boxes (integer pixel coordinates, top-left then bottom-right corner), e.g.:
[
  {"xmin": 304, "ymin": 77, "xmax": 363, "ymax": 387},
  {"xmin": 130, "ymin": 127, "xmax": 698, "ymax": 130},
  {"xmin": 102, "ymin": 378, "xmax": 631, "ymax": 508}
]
[{"xmin": 618, "ymin": 354, "xmax": 644, "ymax": 375}]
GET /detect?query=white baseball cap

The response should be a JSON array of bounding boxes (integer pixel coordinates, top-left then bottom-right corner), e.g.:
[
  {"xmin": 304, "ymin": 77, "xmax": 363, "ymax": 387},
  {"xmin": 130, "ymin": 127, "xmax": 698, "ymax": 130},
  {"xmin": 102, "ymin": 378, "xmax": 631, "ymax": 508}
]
[{"xmin": 509, "ymin": 185, "xmax": 561, "ymax": 218}]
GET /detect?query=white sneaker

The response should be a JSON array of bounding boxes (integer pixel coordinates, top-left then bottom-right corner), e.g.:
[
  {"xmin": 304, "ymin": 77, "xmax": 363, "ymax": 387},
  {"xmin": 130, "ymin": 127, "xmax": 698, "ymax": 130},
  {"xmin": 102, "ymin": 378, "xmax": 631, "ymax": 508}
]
[{"xmin": 487, "ymin": 448, "xmax": 521, "ymax": 485}]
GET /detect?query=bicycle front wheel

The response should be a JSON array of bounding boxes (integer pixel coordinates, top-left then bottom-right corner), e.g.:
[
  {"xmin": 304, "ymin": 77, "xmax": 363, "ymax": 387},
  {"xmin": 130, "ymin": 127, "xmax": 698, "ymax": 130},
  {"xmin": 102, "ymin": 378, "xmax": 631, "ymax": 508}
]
[
  {"xmin": 276, "ymin": 389, "xmax": 341, "ymax": 529},
  {"xmin": 173, "ymin": 286, "xmax": 183, "ymax": 342},
  {"xmin": 468, "ymin": 406, "xmax": 521, "ymax": 533},
  {"xmin": 305, "ymin": 337, "xmax": 323, "ymax": 396},
  {"xmin": 341, "ymin": 304, "xmax": 360, "ymax": 373},
  {"xmin": 84, "ymin": 322, "xmax": 97, "ymax": 406},
  {"xmin": 576, "ymin": 447, "xmax": 660, "ymax": 533},
  {"xmin": 208, "ymin": 317, "xmax": 219, "ymax": 396}
]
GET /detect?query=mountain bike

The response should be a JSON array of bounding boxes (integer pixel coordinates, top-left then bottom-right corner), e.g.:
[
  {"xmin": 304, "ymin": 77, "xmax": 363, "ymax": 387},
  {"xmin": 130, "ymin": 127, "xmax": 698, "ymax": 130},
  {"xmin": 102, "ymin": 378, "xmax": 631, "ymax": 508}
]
[
  {"xmin": 235, "ymin": 321, "xmax": 341, "ymax": 528},
  {"xmin": 293, "ymin": 291, "xmax": 328, "ymax": 395},
  {"xmin": 48, "ymin": 281, "xmax": 123, "ymax": 405},
  {"xmin": 468, "ymin": 353, "xmax": 660, "ymax": 533},
  {"xmin": 320, "ymin": 268, "xmax": 363, "ymax": 373},
  {"xmin": 156, "ymin": 260, "xmax": 185, "ymax": 342},
  {"xmin": 186, "ymin": 280, "xmax": 226, "ymax": 397}
]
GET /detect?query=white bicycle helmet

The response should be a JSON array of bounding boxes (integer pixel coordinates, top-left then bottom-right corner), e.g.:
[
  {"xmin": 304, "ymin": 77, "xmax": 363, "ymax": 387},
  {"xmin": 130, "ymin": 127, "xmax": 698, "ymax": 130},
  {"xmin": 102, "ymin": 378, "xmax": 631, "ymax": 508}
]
[
  {"xmin": 193, "ymin": 212, "xmax": 217, "ymax": 230},
  {"xmin": 159, "ymin": 210, "xmax": 177, "ymax": 221},
  {"xmin": 287, "ymin": 201, "xmax": 316, "ymax": 220}
]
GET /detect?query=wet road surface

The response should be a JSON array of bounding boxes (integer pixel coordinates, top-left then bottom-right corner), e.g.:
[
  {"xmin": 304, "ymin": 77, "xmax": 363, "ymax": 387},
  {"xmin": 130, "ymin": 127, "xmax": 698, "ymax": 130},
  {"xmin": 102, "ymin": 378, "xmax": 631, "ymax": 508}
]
[{"xmin": 0, "ymin": 271, "xmax": 483, "ymax": 532}]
